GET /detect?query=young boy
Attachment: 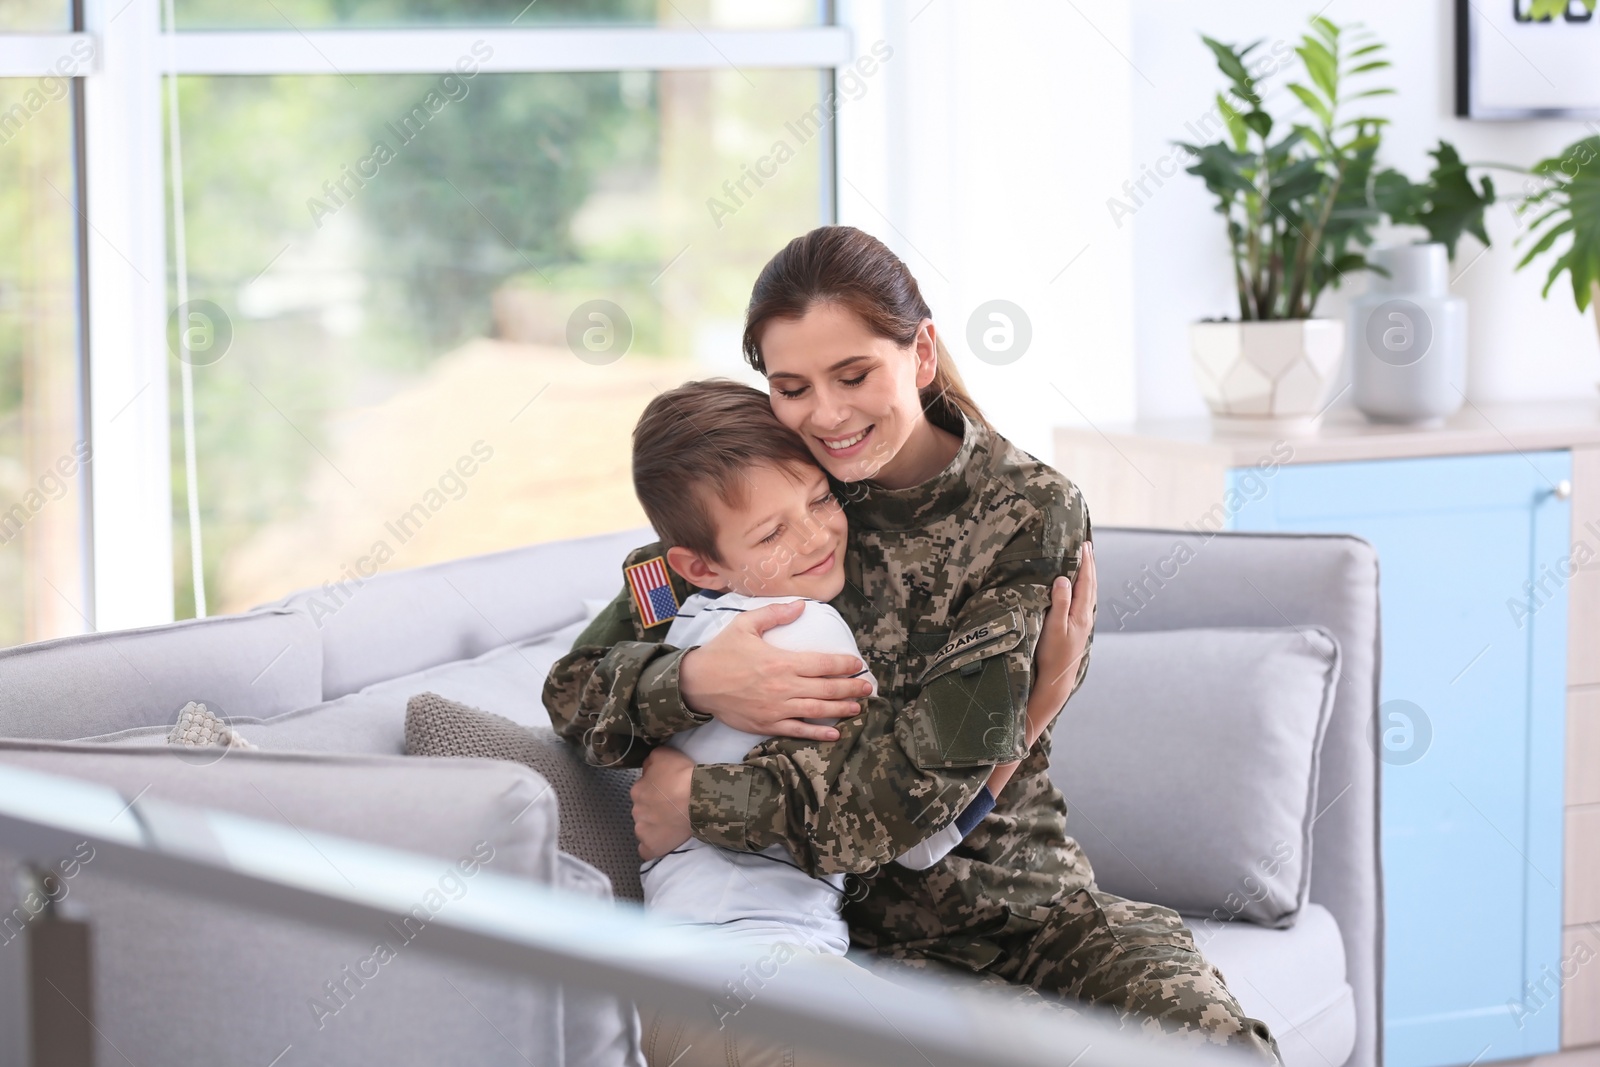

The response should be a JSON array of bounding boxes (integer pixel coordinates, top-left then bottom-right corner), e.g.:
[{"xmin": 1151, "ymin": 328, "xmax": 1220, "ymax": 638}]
[{"xmin": 628, "ymin": 379, "xmax": 1070, "ymax": 954}]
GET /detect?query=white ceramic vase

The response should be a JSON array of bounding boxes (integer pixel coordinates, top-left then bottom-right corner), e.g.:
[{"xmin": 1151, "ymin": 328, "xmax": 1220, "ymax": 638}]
[
  {"xmin": 1189, "ymin": 319, "xmax": 1344, "ymax": 432},
  {"xmin": 1349, "ymin": 243, "xmax": 1466, "ymax": 426}
]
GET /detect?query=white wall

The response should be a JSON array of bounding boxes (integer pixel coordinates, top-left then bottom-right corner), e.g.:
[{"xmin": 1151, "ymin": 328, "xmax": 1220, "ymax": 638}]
[
  {"xmin": 837, "ymin": 0, "xmax": 1138, "ymax": 457},
  {"xmin": 834, "ymin": 1, "xmax": 1592, "ymax": 434},
  {"xmin": 1130, "ymin": 0, "xmax": 1600, "ymax": 420}
]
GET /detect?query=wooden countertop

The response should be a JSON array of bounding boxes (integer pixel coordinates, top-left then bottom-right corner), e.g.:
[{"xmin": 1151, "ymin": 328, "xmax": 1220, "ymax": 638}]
[{"xmin": 1055, "ymin": 397, "xmax": 1600, "ymax": 466}]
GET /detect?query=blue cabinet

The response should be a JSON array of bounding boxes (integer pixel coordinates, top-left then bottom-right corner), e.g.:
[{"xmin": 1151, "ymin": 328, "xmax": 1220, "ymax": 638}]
[{"xmin": 1228, "ymin": 450, "xmax": 1571, "ymax": 1067}]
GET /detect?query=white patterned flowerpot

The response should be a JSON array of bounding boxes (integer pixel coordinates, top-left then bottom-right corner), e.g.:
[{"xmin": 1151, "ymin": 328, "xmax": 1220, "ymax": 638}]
[{"xmin": 1190, "ymin": 319, "xmax": 1344, "ymax": 431}]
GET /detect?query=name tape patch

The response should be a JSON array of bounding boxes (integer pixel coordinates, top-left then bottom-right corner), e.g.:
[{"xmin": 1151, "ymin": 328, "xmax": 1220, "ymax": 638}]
[{"xmin": 933, "ymin": 624, "xmax": 993, "ymax": 662}]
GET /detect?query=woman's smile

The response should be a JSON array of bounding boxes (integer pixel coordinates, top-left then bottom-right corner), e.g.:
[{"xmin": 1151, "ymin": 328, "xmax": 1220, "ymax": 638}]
[{"xmin": 818, "ymin": 426, "xmax": 873, "ymax": 457}]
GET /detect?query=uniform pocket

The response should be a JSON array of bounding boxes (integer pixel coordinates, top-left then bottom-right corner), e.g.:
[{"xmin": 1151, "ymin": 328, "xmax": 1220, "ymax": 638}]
[{"xmin": 911, "ymin": 607, "xmax": 1027, "ymax": 769}]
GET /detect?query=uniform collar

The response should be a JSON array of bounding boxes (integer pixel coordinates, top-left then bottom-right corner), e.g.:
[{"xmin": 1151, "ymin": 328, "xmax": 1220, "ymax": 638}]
[{"xmin": 839, "ymin": 410, "xmax": 986, "ymax": 531}]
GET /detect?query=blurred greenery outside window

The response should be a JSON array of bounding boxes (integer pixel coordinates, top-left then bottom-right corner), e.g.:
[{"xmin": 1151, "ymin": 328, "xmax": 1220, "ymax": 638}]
[
  {"xmin": 167, "ymin": 2, "xmax": 831, "ymax": 617},
  {"xmin": 0, "ymin": 74, "xmax": 90, "ymax": 647},
  {"xmin": 0, "ymin": 1, "xmax": 70, "ymax": 31}
]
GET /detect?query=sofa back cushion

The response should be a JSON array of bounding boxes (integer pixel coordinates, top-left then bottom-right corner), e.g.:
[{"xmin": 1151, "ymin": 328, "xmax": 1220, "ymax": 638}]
[
  {"xmin": 265, "ymin": 526, "xmax": 650, "ymax": 700},
  {"xmin": 0, "ymin": 608, "xmax": 322, "ymax": 741},
  {"xmin": 76, "ymin": 615, "xmax": 592, "ymax": 753},
  {"xmin": 1051, "ymin": 625, "xmax": 1339, "ymax": 928}
]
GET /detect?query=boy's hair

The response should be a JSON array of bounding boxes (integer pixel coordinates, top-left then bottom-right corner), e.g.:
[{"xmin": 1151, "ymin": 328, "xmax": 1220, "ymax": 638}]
[{"xmin": 633, "ymin": 379, "xmax": 819, "ymax": 563}]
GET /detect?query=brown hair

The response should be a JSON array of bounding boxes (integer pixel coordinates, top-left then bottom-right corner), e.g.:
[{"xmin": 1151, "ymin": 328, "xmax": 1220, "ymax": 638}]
[
  {"xmin": 632, "ymin": 379, "xmax": 820, "ymax": 563},
  {"xmin": 741, "ymin": 225, "xmax": 989, "ymax": 432}
]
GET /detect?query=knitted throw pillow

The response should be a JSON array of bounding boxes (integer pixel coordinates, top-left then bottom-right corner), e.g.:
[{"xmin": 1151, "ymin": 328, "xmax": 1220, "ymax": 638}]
[
  {"xmin": 167, "ymin": 701, "xmax": 257, "ymax": 749},
  {"xmin": 403, "ymin": 692, "xmax": 643, "ymax": 902}
]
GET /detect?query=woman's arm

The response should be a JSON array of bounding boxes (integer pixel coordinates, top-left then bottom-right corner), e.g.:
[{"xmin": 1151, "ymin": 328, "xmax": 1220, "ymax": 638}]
[
  {"xmin": 631, "ymin": 601, "xmax": 994, "ymax": 864},
  {"xmin": 543, "ymin": 546, "xmax": 869, "ymax": 767},
  {"xmin": 543, "ymin": 582, "xmax": 697, "ymax": 768},
  {"xmin": 678, "ymin": 489, "xmax": 1094, "ymax": 875}
]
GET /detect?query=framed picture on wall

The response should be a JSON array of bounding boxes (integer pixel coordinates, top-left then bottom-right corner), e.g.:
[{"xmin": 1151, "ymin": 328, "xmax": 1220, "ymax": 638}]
[{"xmin": 1456, "ymin": 0, "xmax": 1600, "ymax": 118}]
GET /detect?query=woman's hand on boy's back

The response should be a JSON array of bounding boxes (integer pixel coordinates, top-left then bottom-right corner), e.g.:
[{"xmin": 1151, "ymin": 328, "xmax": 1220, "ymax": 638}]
[
  {"xmin": 678, "ymin": 600, "xmax": 871, "ymax": 741},
  {"xmin": 1031, "ymin": 540, "xmax": 1097, "ymax": 729}
]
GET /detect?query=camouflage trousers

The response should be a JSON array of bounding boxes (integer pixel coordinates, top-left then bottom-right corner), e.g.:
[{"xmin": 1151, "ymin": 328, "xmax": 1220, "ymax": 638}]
[
  {"xmin": 640, "ymin": 1004, "xmax": 853, "ymax": 1067},
  {"xmin": 640, "ymin": 889, "xmax": 1281, "ymax": 1067},
  {"xmin": 867, "ymin": 887, "xmax": 1282, "ymax": 1064},
  {"xmin": 638, "ymin": 950, "xmax": 896, "ymax": 1067}
]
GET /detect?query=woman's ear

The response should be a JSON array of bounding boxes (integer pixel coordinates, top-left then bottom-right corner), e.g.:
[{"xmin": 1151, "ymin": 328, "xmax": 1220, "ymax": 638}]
[
  {"xmin": 913, "ymin": 319, "xmax": 940, "ymax": 390},
  {"xmin": 665, "ymin": 546, "xmax": 729, "ymax": 591}
]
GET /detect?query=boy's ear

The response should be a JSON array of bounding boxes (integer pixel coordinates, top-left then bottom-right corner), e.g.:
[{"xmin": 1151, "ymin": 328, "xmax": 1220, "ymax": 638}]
[{"xmin": 665, "ymin": 546, "xmax": 729, "ymax": 591}]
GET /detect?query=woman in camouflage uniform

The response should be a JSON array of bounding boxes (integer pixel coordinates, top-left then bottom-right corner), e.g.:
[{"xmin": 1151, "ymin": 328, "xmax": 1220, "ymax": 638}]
[{"xmin": 544, "ymin": 226, "xmax": 1280, "ymax": 1064}]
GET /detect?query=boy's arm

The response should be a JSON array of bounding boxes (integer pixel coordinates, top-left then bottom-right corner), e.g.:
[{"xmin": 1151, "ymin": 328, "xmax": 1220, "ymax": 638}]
[
  {"xmin": 688, "ymin": 486, "xmax": 1092, "ymax": 876},
  {"xmin": 543, "ymin": 544, "xmax": 710, "ymax": 768}
]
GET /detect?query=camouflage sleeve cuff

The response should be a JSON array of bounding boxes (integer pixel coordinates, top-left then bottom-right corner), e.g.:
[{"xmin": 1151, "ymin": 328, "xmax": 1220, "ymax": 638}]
[
  {"xmin": 687, "ymin": 763, "xmax": 781, "ymax": 852},
  {"xmin": 635, "ymin": 646, "xmax": 712, "ymax": 738}
]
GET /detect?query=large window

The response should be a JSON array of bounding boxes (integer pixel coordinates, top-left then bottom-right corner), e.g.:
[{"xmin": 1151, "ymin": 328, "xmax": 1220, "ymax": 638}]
[
  {"xmin": 170, "ymin": 66, "xmax": 827, "ymax": 614},
  {"xmin": 1, "ymin": 1, "xmax": 845, "ymax": 636},
  {"xmin": 0, "ymin": 62, "xmax": 90, "ymax": 645}
]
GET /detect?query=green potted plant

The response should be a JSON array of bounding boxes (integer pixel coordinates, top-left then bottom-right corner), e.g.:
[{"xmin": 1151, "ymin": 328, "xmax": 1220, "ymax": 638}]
[
  {"xmin": 1372, "ymin": 142, "xmax": 1496, "ymax": 259},
  {"xmin": 1516, "ymin": 136, "xmax": 1600, "ymax": 360},
  {"xmin": 1346, "ymin": 144, "xmax": 1496, "ymax": 424},
  {"xmin": 1179, "ymin": 15, "xmax": 1391, "ymax": 428},
  {"xmin": 1496, "ymin": 0, "xmax": 1596, "ymax": 364}
]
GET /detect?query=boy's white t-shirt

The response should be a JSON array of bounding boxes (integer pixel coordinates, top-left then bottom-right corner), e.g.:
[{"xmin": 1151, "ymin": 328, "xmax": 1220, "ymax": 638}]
[
  {"xmin": 643, "ymin": 591, "xmax": 864, "ymax": 954},
  {"xmin": 643, "ymin": 590, "xmax": 979, "ymax": 954}
]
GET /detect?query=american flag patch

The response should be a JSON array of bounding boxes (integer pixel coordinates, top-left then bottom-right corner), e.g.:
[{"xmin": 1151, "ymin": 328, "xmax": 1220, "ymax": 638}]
[{"xmin": 625, "ymin": 556, "xmax": 679, "ymax": 628}]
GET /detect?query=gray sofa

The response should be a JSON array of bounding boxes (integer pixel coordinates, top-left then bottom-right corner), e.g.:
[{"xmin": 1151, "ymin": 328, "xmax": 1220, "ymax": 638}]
[{"xmin": 0, "ymin": 525, "xmax": 1380, "ymax": 1067}]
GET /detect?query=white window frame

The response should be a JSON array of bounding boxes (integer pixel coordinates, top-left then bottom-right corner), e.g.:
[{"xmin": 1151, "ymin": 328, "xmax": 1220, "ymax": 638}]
[
  {"xmin": 1, "ymin": 6, "xmax": 849, "ymax": 632},
  {"xmin": 171, "ymin": 27, "xmax": 850, "ymax": 74},
  {"xmin": 0, "ymin": 33, "xmax": 95, "ymax": 73}
]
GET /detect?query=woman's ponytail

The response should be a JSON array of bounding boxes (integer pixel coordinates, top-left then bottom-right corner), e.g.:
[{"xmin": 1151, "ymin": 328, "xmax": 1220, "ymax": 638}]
[{"xmin": 923, "ymin": 335, "xmax": 989, "ymax": 432}]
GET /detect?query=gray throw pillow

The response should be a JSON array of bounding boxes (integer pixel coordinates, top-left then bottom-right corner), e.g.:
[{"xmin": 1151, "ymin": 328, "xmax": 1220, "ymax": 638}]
[
  {"xmin": 404, "ymin": 692, "xmax": 644, "ymax": 902},
  {"xmin": 1051, "ymin": 626, "xmax": 1339, "ymax": 929}
]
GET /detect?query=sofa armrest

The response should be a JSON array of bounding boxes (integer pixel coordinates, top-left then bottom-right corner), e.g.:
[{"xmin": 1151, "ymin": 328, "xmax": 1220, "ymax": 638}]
[{"xmin": 0, "ymin": 742, "xmax": 636, "ymax": 1067}]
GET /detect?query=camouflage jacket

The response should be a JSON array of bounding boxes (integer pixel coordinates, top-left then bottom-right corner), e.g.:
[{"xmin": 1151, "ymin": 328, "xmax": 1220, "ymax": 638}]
[{"xmin": 543, "ymin": 413, "xmax": 1097, "ymax": 949}]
